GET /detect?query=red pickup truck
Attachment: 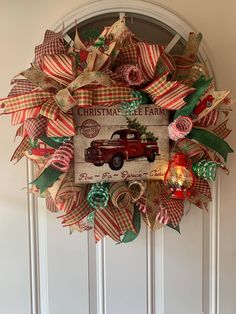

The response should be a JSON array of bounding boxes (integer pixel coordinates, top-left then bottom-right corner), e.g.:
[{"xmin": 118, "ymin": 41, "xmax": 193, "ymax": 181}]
[{"xmin": 85, "ymin": 129, "xmax": 159, "ymax": 170}]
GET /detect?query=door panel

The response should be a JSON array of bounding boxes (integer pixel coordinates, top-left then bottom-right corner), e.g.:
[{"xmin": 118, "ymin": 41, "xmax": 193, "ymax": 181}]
[
  {"xmin": 38, "ymin": 199, "xmax": 90, "ymax": 314},
  {"xmin": 105, "ymin": 226, "xmax": 147, "ymax": 314},
  {"xmin": 162, "ymin": 209, "xmax": 203, "ymax": 314}
]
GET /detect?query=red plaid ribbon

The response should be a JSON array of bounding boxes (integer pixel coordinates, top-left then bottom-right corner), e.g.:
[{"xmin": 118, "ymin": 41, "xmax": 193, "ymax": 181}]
[
  {"xmin": 40, "ymin": 98, "xmax": 59, "ymax": 120},
  {"xmin": 53, "ymin": 168, "xmax": 85, "ymax": 204},
  {"xmin": 115, "ymin": 43, "xmax": 137, "ymax": 66},
  {"xmin": 57, "ymin": 196, "xmax": 77, "ymax": 213},
  {"xmin": 160, "ymin": 182, "xmax": 184, "ymax": 227},
  {"xmin": 46, "ymin": 197, "xmax": 59, "ymax": 212},
  {"xmin": 112, "ymin": 205, "xmax": 135, "ymax": 234},
  {"xmin": 1, "ymin": 90, "xmax": 53, "ymax": 113},
  {"xmin": 213, "ymin": 119, "xmax": 231, "ymax": 139},
  {"xmin": 24, "ymin": 116, "xmax": 47, "ymax": 139},
  {"xmin": 190, "ymin": 178, "xmax": 212, "ymax": 210},
  {"xmin": 176, "ymin": 138, "xmax": 205, "ymax": 162},
  {"xmin": 73, "ymin": 86, "xmax": 135, "ymax": 107},
  {"xmin": 144, "ymin": 73, "xmax": 195, "ymax": 110},
  {"xmin": 115, "ymin": 42, "xmax": 162, "ymax": 82},
  {"xmin": 8, "ymin": 79, "xmax": 38, "ymax": 97},
  {"xmin": 61, "ymin": 198, "xmax": 93, "ymax": 226},
  {"xmin": 103, "ymin": 69, "xmax": 122, "ymax": 81},
  {"xmin": 55, "ymin": 172, "xmax": 94, "ymax": 224},
  {"xmin": 94, "ymin": 204, "xmax": 121, "ymax": 242},
  {"xmin": 144, "ymin": 73, "xmax": 177, "ymax": 97},
  {"xmin": 35, "ymin": 30, "xmax": 67, "ymax": 67}
]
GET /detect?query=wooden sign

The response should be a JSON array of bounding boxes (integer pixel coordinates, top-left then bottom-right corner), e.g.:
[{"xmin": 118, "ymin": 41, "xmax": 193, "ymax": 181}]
[{"xmin": 73, "ymin": 105, "xmax": 169, "ymax": 184}]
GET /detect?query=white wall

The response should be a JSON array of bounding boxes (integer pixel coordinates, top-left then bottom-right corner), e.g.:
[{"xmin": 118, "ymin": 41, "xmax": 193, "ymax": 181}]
[{"xmin": 0, "ymin": 1, "xmax": 235, "ymax": 313}]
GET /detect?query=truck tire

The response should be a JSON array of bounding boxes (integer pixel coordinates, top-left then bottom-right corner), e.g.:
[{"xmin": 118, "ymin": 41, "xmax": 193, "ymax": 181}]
[
  {"xmin": 147, "ymin": 151, "xmax": 155, "ymax": 162},
  {"xmin": 109, "ymin": 154, "xmax": 124, "ymax": 170}
]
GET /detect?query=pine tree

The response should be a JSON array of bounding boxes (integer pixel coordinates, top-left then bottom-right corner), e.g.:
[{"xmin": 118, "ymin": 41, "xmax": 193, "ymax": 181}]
[{"xmin": 126, "ymin": 117, "xmax": 158, "ymax": 142}]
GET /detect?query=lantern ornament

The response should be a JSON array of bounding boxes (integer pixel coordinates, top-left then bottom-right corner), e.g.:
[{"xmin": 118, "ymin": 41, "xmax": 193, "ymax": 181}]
[{"xmin": 164, "ymin": 153, "xmax": 195, "ymax": 199}]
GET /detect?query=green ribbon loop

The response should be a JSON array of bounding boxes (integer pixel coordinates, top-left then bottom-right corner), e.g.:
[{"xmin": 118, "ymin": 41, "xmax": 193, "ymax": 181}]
[
  {"xmin": 174, "ymin": 75, "xmax": 213, "ymax": 119},
  {"xmin": 187, "ymin": 127, "xmax": 234, "ymax": 161}
]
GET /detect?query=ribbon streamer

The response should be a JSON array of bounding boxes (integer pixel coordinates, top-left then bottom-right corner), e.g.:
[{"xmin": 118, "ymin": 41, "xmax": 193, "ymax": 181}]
[
  {"xmin": 31, "ymin": 166, "xmax": 63, "ymax": 193},
  {"xmin": 187, "ymin": 127, "xmax": 233, "ymax": 161}
]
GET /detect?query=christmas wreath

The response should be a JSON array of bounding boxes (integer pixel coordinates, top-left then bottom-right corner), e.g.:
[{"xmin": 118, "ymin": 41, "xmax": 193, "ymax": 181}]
[{"xmin": 1, "ymin": 18, "xmax": 233, "ymax": 243}]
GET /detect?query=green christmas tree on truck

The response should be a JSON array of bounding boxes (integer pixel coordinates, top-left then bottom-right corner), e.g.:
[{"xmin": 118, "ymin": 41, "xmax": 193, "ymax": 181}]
[{"xmin": 126, "ymin": 117, "xmax": 158, "ymax": 142}]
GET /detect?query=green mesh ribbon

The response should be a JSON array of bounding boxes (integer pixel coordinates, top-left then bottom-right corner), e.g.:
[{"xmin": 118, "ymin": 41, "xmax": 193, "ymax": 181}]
[
  {"xmin": 121, "ymin": 91, "xmax": 149, "ymax": 115},
  {"xmin": 40, "ymin": 134, "xmax": 71, "ymax": 148},
  {"xmin": 192, "ymin": 160, "xmax": 219, "ymax": 181},
  {"xmin": 87, "ymin": 211, "xmax": 95, "ymax": 225},
  {"xmin": 87, "ymin": 182, "xmax": 110, "ymax": 209},
  {"xmin": 30, "ymin": 139, "xmax": 38, "ymax": 148}
]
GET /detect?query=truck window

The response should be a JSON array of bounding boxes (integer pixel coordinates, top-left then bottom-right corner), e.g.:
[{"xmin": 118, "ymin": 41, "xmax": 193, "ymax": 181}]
[
  {"xmin": 127, "ymin": 133, "xmax": 136, "ymax": 139},
  {"xmin": 111, "ymin": 133, "xmax": 120, "ymax": 140}
]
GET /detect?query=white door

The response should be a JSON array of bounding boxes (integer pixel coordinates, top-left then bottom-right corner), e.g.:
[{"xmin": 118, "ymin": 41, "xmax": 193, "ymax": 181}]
[{"xmin": 0, "ymin": 2, "xmax": 236, "ymax": 314}]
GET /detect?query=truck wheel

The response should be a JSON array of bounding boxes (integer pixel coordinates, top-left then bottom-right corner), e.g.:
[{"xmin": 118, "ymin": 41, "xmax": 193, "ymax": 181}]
[
  {"xmin": 147, "ymin": 151, "xmax": 155, "ymax": 162},
  {"xmin": 109, "ymin": 154, "xmax": 124, "ymax": 170}
]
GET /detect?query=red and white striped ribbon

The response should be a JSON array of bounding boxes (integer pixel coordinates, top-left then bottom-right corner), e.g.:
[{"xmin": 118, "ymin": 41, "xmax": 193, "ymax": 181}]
[
  {"xmin": 41, "ymin": 54, "xmax": 74, "ymax": 86},
  {"xmin": 156, "ymin": 205, "xmax": 170, "ymax": 225},
  {"xmin": 196, "ymin": 109, "xmax": 219, "ymax": 127},
  {"xmin": 51, "ymin": 140, "xmax": 74, "ymax": 172},
  {"xmin": 168, "ymin": 116, "xmax": 193, "ymax": 141}
]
